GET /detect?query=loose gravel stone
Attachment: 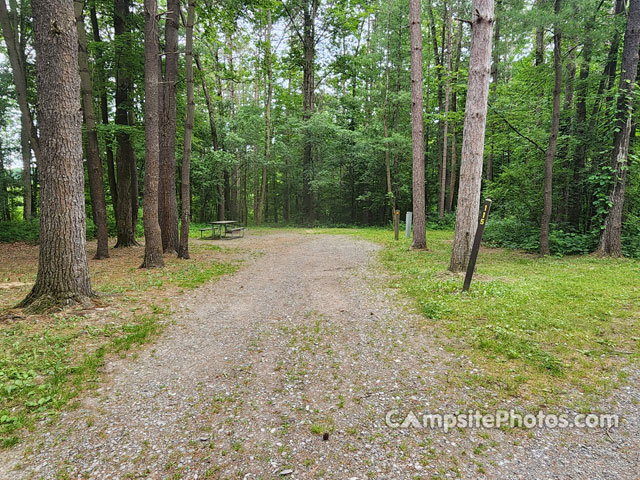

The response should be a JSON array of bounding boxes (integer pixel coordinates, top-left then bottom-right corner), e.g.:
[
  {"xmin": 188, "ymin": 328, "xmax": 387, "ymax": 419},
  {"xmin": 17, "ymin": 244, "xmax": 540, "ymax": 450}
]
[{"xmin": 0, "ymin": 233, "xmax": 637, "ymax": 479}]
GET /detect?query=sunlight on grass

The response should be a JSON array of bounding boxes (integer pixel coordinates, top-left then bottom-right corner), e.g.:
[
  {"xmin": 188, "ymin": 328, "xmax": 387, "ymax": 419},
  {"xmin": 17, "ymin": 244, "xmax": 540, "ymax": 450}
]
[{"xmin": 314, "ymin": 227, "xmax": 640, "ymax": 406}]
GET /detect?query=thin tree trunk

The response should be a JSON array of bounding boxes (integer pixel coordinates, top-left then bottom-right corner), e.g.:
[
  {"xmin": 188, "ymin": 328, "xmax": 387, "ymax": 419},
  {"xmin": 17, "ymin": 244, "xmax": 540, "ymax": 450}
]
[
  {"xmin": 0, "ymin": 0, "xmax": 37, "ymax": 220},
  {"xmin": 597, "ymin": 0, "xmax": 640, "ymax": 256},
  {"xmin": 569, "ymin": 11, "xmax": 595, "ymax": 229},
  {"xmin": 75, "ymin": 0, "xmax": 109, "ymax": 259},
  {"xmin": 256, "ymin": 10, "xmax": 273, "ymax": 226},
  {"xmin": 19, "ymin": 126, "xmax": 31, "ymax": 220},
  {"xmin": 383, "ymin": 0, "xmax": 394, "ymax": 218},
  {"xmin": 449, "ymin": 0, "xmax": 494, "ymax": 272},
  {"xmin": 21, "ymin": 0, "xmax": 93, "ymax": 309},
  {"xmin": 114, "ymin": 0, "xmax": 137, "ymax": 247},
  {"xmin": 301, "ymin": 0, "xmax": 317, "ymax": 224},
  {"xmin": 540, "ymin": 0, "xmax": 562, "ymax": 256},
  {"xmin": 439, "ymin": 9, "xmax": 453, "ymax": 219},
  {"xmin": 90, "ymin": 4, "xmax": 117, "ymax": 216},
  {"xmin": 158, "ymin": 0, "xmax": 179, "ymax": 253},
  {"xmin": 447, "ymin": 20, "xmax": 463, "ymax": 213},
  {"xmin": 486, "ymin": 0, "xmax": 501, "ymax": 182},
  {"xmin": 178, "ymin": 0, "xmax": 195, "ymax": 259},
  {"xmin": 141, "ymin": 0, "xmax": 164, "ymax": 268},
  {"xmin": 410, "ymin": 0, "xmax": 426, "ymax": 249}
]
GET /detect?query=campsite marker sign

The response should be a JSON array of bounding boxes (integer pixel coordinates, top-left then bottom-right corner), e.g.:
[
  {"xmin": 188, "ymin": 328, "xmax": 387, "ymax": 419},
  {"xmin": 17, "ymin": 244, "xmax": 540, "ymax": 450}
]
[{"xmin": 462, "ymin": 199, "xmax": 492, "ymax": 292}]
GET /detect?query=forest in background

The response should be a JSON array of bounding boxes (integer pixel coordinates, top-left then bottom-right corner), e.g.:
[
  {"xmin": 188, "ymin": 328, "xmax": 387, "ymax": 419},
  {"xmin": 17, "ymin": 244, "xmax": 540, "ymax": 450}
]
[{"xmin": 0, "ymin": 0, "xmax": 639, "ymax": 258}]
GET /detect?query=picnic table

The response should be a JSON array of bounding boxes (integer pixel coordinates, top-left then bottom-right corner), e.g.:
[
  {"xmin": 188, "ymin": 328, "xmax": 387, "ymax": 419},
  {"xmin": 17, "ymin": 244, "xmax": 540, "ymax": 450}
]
[{"xmin": 200, "ymin": 220, "xmax": 245, "ymax": 239}]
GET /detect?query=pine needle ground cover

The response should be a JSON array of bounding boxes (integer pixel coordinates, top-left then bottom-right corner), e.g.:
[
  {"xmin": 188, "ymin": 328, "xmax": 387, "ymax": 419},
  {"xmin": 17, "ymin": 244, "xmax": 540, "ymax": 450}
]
[
  {"xmin": 316, "ymin": 228, "xmax": 640, "ymax": 409},
  {"xmin": 0, "ymin": 235, "xmax": 241, "ymax": 448}
]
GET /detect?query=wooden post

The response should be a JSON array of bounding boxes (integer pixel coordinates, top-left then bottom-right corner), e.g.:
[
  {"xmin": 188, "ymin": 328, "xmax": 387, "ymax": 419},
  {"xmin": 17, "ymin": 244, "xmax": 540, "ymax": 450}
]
[
  {"xmin": 462, "ymin": 199, "xmax": 492, "ymax": 292},
  {"xmin": 405, "ymin": 211, "xmax": 413, "ymax": 238},
  {"xmin": 394, "ymin": 210, "xmax": 400, "ymax": 240}
]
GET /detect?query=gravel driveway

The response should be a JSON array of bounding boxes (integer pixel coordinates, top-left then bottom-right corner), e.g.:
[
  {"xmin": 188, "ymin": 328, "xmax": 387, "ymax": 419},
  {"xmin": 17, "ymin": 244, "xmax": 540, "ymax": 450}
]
[{"xmin": 1, "ymin": 233, "xmax": 638, "ymax": 479}]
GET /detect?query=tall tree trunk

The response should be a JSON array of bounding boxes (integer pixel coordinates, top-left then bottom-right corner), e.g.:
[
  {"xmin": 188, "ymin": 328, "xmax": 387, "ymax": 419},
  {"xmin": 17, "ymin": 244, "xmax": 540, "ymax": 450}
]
[
  {"xmin": 447, "ymin": 20, "xmax": 463, "ymax": 213},
  {"xmin": 0, "ymin": 0, "xmax": 38, "ymax": 220},
  {"xmin": 410, "ymin": 0, "xmax": 426, "ymax": 249},
  {"xmin": 449, "ymin": 0, "xmax": 494, "ymax": 272},
  {"xmin": 383, "ymin": 0, "xmax": 394, "ymax": 218},
  {"xmin": 114, "ymin": 0, "xmax": 137, "ymax": 247},
  {"xmin": 0, "ymin": 144, "xmax": 9, "ymax": 221},
  {"xmin": 256, "ymin": 10, "xmax": 273, "ymax": 226},
  {"xmin": 19, "ymin": 126, "xmax": 31, "ymax": 220},
  {"xmin": 439, "ymin": 9, "xmax": 453, "ymax": 219},
  {"xmin": 141, "ymin": 0, "xmax": 164, "ymax": 268},
  {"xmin": 569, "ymin": 10, "xmax": 596, "ymax": 230},
  {"xmin": 159, "ymin": 0, "xmax": 179, "ymax": 253},
  {"xmin": 74, "ymin": 0, "xmax": 109, "ymax": 259},
  {"xmin": 539, "ymin": 0, "xmax": 562, "ymax": 256},
  {"xmin": 301, "ymin": 0, "xmax": 317, "ymax": 224},
  {"xmin": 21, "ymin": 0, "xmax": 93, "ymax": 309},
  {"xmin": 195, "ymin": 53, "xmax": 225, "ymax": 222},
  {"xmin": 178, "ymin": 0, "xmax": 195, "ymax": 259},
  {"xmin": 486, "ymin": 0, "xmax": 500, "ymax": 182},
  {"xmin": 90, "ymin": 4, "xmax": 117, "ymax": 216},
  {"xmin": 597, "ymin": 0, "xmax": 640, "ymax": 256}
]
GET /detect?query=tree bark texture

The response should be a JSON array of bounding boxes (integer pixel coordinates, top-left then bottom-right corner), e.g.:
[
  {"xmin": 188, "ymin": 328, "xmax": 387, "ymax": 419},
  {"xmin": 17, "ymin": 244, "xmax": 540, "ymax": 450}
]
[
  {"xmin": 178, "ymin": 0, "xmax": 195, "ymax": 259},
  {"xmin": 141, "ymin": 0, "xmax": 164, "ymax": 268},
  {"xmin": 75, "ymin": 0, "xmax": 109, "ymax": 259},
  {"xmin": 539, "ymin": 0, "xmax": 562, "ymax": 256},
  {"xmin": 410, "ymin": 0, "xmax": 426, "ymax": 249},
  {"xmin": 114, "ymin": 0, "xmax": 137, "ymax": 247},
  {"xmin": 0, "ymin": 0, "xmax": 38, "ymax": 220},
  {"xmin": 449, "ymin": 0, "xmax": 494, "ymax": 271},
  {"xmin": 159, "ymin": 0, "xmax": 179, "ymax": 253},
  {"xmin": 597, "ymin": 0, "xmax": 640, "ymax": 256},
  {"xmin": 21, "ymin": 0, "xmax": 93, "ymax": 308}
]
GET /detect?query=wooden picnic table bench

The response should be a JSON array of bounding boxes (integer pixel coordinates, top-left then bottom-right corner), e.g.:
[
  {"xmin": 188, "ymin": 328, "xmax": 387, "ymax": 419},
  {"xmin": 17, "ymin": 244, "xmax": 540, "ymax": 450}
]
[{"xmin": 204, "ymin": 220, "xmax": 245, "ymax": 239}]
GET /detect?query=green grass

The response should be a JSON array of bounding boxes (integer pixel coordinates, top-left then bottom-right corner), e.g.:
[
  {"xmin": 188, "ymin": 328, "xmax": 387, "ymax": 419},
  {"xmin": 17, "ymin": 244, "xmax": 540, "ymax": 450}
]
[
  {"xmin": 314, "ymin": 227, "xmax": 640, "ymax": 406},
  {"xmin": 168, "ymin": 261, "xmax": 240, "ymax": 289},
  {"xmin": 0, "ymin": 311, "xmax": 164, "ymax": 448}
]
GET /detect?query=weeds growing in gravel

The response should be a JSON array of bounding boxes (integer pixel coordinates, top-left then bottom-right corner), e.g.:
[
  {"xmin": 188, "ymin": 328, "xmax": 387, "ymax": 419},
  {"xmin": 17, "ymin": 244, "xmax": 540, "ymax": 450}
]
[{"xmin": 314, "ymin": 227, "xmax": 640, "ymax": 408}]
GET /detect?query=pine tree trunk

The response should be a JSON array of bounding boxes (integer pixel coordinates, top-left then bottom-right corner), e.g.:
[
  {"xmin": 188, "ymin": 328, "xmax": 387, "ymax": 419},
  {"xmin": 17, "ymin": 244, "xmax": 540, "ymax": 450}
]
[
  {"xmin": 383, "ymin": 0, "xmax": 394, "ymax": 218},
  {"xmin": 90, "ymin": 4, "xmax": 117, "ymax": 217},
  {"xmin": 74, "ymin": 0, "xmax": 109, "ymax": 259},
  {"xmin": 178, "ymin": 0, "xmax": 195, "ymax": 259},
  {"xmin": 141, "ymin": 0, "xmax": 164, "ymax": 268},
  {"xmin": 302, "ymin": 0, "xmax": 317, "ymax": 224},
  {"xmin": 539, "ymin": 0, "xmax": 562, "ymax": 256},
  {"xmin": 0, "ymin": 0, "xmax": 38, "ymax": 220},
  {"xmin": 447, "ymin": 21, "xmax": 463, "ymax": 213},
  {"xmin": 114, "ymin": 0, "xmax": 137, "ymax": 247},
  {"xmin": 158, "ymin": 0, "xmax": 179, "ymax": 253},
  {"xmin": 410, "ymin": 0, "xmax": 426, "ymax": 249},
  {"xmin": 256, "ymin": 10, "xmax": 273, "ymax": 226},
  {"xmin": 20, "ymin": 0, "xmax": 93, "ymax": 309},
  {"xmin": 486, "ymin": 0, "xmax": 500, "ymax": 182},
  {"xmin": 569, "ymin": 17, "xmax": 593, "ymax": 230},
  {"xmin": 439, "ymin": 9, "xmax": 453, "ymax": 219},
  {"xmin": 449, "ymin": 0, "xmax": 494, "ymax": 272},
  {"xmin": 597, "ymin": 0, "xmax": 640, "ymax": 256}
]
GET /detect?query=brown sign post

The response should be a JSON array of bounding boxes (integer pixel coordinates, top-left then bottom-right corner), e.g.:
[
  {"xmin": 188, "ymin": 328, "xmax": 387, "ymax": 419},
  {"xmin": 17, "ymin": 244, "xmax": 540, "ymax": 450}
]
[
  {"xmin": 393, "ymin": 210, "xmax": 400, "ymax": 240},
  {"xmin": 462, "ymin": 199, "xmax": 492, "ymax": 292}
]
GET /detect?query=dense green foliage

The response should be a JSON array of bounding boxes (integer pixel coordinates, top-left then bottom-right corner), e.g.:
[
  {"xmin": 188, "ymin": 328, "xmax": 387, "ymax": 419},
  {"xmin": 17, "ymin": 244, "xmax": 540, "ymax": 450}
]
[{"xmin": 0, "ymin": 0, "xmax": 638, "ymax": 256}]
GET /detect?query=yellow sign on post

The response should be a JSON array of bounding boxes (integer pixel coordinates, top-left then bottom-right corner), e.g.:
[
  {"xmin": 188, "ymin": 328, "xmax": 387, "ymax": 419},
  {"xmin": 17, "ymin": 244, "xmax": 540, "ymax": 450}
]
[{"xmin": 393, "ymin": 210, "xmax": 400, "ymax": 240}]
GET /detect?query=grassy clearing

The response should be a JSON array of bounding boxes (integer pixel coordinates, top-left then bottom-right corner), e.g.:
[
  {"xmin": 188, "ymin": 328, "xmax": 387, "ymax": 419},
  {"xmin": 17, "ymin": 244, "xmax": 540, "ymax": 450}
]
[
  {"xmin": 0, "ymin": 237, "xmax": 243, "ymax": 447},
  {"xmin": 315, "ymin": 227, "xmax": 640, "ymax": 408}
]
